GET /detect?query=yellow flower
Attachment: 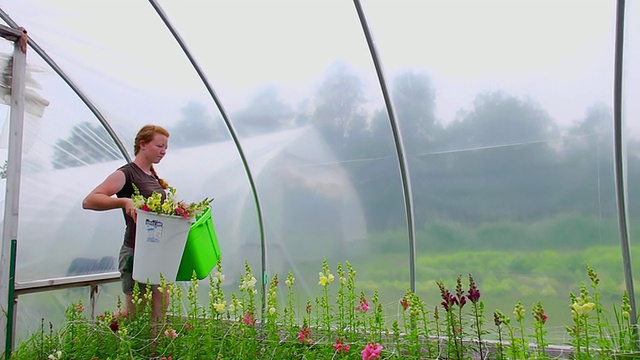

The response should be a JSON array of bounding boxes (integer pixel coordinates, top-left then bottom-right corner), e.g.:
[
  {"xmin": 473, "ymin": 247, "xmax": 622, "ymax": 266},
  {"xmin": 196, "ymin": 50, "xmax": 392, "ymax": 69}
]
[
  {"xmin": 213, "ymin": 301, "xmax": 226, "ymax": 313},
  {"xmin": 285, "ymin": 277, "xmax": 295, "ymax": 287},
  {"xmin": 570, "ymin": 301, "xmax": 595, "ymax": 316},
  {"xmin": 583, "ymin": 302, "xmax": 595, "ymax": 311},
  {"xmin": 318, "ymin": 272, "xmax": 335, "ymax": 286},
  {"xmin": 513, "ymin": 301, "xmax": 525, "ymax": 322},
  {"xmin": 161, "ymin": 201, "xmax": 173, "ymax": 213}
]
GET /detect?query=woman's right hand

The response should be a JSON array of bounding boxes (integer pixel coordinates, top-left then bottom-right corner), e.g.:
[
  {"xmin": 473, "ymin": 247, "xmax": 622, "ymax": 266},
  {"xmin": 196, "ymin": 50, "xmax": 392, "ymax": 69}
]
[{"xmin": 123, "ymin": 198, "xmax": 137, "ymax": 222}]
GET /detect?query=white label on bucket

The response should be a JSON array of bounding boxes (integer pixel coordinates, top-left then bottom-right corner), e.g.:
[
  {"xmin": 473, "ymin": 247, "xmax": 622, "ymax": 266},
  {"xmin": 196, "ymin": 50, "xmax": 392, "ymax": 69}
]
[{"xmin": 145, "ymin": 219, "xmax": 163, "ymax": 243}]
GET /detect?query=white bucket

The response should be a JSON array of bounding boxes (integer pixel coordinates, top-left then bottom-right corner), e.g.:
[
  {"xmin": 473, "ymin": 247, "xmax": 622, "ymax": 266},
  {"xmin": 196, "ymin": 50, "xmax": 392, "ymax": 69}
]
[{"xmin": 133, "ymin": 209, "xmax": 194, "ymax": 284}]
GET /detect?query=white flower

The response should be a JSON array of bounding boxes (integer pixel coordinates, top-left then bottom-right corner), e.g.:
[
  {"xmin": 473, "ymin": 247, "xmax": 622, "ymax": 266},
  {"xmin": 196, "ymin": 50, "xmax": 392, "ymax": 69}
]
[
  {"xmin": 239, "ymin": 275, "xmax": 257, "ymax": 291},
  {"xmin": 212, "ymin": 271, "xmax": 225, "ymax": 285},
  {"xmin": 131, "ymin": 196, "xmax": 145, "ymax": 208}
]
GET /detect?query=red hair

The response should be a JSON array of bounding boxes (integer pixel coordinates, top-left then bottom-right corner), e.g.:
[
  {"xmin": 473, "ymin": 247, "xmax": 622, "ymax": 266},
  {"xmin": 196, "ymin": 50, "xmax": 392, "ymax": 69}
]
[{"xmin": 134, "ymin": 125, "xmax": 170, "ymax": 189}]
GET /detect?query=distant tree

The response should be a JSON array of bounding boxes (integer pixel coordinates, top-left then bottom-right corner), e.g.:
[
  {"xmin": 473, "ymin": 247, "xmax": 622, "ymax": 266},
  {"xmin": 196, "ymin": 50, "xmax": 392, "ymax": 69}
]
[
  {"xmin": 559, "ymin": 104, "xmax": 617, "ymax": 215},
  {"xmin": 52, "ymin": 122, "xmax": 122, "ymax": 169},
  {"xmin": 564, "ymin": 103, "xmax": 612, "ymax": 158},
  {"xmin": 0, "ymin": 160, "xmax": 6, "ymax": 179},
  {"xmin": 232, "ymin": 86, "xmax": 294, "ymax": 136},
  {"xmin": 431, "ymin": 91, "xmax": 560, "ymax": 222},
  {"xmin": 446, "ymin": 91, "xmax": 558, "ymax": 150},
  {"xmin": 389, "ymin": 70, "xmax": 441, "ymax": 152},
  {"xmin": 363, "ymin": 71, "xmax": 442, "ymax": 229},
  {"xmin": 312, "ymin": 61, "xmax": 368, "ymax": 154},
  {"xmin": 168, "ymin": 101, "xmax": 225, "ymax": 148}
]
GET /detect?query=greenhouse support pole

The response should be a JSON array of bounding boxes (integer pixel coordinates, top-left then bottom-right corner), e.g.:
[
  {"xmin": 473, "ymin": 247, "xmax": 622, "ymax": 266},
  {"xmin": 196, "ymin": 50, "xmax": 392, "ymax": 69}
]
[
  {"xmin": 147, "ymin": 0, "xmax": 269, "ymax": 312},
  {"xmin": 612, "ymin": 0, "xmax": 637, "ymax": 325},
  {"xmin": 353, "ymin": 0, "xmax": 417, "ymax": 291},
  {"xmin": 0, "ymin": 28, "xmax": 27, "ymax": 358}
]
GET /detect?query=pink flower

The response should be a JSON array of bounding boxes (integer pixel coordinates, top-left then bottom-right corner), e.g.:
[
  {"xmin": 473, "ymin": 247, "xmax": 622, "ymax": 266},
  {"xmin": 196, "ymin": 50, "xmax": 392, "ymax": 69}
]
[
  {"xmin": 141, "ymin": 204, "xmax": 150, "ymax": 212},
  {"xmin": 164, "ymin": 328, "xmax": 178, "ymax": 339},
  {"xmin": 356, "ymin": 299, "xmax": 370, "ymax": 313},
  {"xmin": 297, "ymin": 326, "xmax": 313, "ymax": 344},
  {"xmin": 242, "ymin": 311, "xmax": 255, "ymax": 326},
  {"xmin": 160, "ymin": 357, "xmax": 172, "ymax": 360},
  {"xmin": 333, "ymin": 338, "xmax": 350, "ymax": 353},
  {"xmin": 361, "ymin": 343, "xmax": 383, "ymax": 360}
]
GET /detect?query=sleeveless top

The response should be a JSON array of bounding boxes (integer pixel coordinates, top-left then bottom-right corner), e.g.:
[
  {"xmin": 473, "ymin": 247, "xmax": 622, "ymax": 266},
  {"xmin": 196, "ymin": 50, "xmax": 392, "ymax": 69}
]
[{"xmin": 116, "ymin": 162, "xmax": 165, "ymax": 248}]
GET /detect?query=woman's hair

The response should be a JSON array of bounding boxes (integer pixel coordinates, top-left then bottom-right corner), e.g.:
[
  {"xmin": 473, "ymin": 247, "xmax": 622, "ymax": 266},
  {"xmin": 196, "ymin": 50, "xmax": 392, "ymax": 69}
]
[{"xmin": 134, "ymin": 124, "xmax": 170, "ymax": 189}]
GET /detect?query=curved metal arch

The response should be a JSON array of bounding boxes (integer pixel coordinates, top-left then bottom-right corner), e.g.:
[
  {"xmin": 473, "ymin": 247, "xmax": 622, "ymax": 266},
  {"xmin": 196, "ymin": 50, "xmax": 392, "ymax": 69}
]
[
  {"xmin": 147, "ymin": 0, "xmax": 268, "ymax": 310},
  {"xmin": 612, "ymin": 0, "xmax": 636, "ymax": 324},
  {"xmin": 353, "ymin": 0, "xmax": 417, "ymax": 292},
  {"xmin": 0, "ymin": 8, "xmax": 131, "ymax": 163}
]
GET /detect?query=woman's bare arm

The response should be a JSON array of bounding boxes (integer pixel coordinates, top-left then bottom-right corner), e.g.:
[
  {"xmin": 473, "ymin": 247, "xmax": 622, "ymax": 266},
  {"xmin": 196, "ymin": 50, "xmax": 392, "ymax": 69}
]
[{"xmin": 82, "ymin": 170, "xmax": 135, "ymax": 219}]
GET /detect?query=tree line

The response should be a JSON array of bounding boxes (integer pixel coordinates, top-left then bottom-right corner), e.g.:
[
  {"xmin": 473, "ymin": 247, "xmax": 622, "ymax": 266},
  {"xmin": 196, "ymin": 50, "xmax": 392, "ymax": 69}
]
[{"xmin": 51, "ymin": 61, "xmax": 640, "ymax": 232}]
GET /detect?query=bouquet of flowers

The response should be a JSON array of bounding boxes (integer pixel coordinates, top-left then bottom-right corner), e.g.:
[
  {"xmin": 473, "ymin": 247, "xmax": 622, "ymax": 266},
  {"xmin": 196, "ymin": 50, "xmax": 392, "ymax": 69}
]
[{"xmin": 132, "ymin": 184, "xmax": 214, "ymax": 220}]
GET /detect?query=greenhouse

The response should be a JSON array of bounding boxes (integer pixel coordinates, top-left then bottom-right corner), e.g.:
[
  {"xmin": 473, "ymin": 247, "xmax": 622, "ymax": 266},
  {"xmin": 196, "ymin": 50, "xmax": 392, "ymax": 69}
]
[{"xmin": 0, "ymin": 0, "xmax": 639, "ymax": 359}]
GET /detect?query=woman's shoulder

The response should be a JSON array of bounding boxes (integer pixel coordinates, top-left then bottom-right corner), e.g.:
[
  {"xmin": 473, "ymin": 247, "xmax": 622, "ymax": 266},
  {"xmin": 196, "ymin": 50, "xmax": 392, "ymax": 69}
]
[
  {"xmin": 117, "ymin": 162, "xmax": 138, "ymax": 173},
  {"xmin": 115, "ymin": 163, "xmax": 139, "ymax": 183}
]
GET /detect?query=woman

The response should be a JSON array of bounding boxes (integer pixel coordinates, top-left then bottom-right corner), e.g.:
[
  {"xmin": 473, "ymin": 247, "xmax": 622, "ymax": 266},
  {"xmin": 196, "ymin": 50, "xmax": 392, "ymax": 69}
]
[{"xmin": 82, "ymin": 124, "xmax": 170, "ymax": 323}]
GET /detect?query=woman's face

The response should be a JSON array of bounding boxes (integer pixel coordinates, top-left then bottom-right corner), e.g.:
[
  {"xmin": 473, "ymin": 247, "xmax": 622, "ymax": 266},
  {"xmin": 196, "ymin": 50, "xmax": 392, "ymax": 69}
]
[{"xmin": 140, "ymin": 133, "xmax": 169, "ymax": 164}]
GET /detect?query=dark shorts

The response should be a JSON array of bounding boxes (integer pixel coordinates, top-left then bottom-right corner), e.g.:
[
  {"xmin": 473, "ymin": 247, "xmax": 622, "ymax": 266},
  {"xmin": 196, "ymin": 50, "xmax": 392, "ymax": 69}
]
[{"xmin": 118, "ymin": 244, "xmax": 158, "ymax": 295}]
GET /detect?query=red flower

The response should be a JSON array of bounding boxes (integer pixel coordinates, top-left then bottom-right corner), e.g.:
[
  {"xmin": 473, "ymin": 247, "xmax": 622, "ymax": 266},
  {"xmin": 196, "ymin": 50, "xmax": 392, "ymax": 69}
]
[
  {"xmin": 109, "ymin": 320, "xmax": 119, "ymax": 333},
  {"xmin": 333, "ymin": 338, "xmax": 350, "ymax": 353},
  {"xmin": 400, "ymin": 297, "xmax": 410, "ymax": 310}
]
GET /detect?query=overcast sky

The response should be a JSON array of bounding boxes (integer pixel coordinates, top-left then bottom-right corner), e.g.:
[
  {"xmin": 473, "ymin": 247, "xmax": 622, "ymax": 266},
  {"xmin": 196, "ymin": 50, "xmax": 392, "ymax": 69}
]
[{"xmin": 1, "ymin": 0, "xmax": 639, "ymax": 142}]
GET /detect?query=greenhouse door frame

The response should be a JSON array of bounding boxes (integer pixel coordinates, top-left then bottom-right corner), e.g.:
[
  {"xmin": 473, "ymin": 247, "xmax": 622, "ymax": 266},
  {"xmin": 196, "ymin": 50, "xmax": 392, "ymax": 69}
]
[{"xmin": 0, "ymin": 25, "xmax": 28, "ymax": 358}]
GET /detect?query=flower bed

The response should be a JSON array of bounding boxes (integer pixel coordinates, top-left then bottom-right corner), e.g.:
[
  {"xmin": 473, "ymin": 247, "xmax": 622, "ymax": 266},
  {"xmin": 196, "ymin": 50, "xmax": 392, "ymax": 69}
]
[{"xmin": 10, "ymin": 260, "xmax": 638, "ymax": 359}]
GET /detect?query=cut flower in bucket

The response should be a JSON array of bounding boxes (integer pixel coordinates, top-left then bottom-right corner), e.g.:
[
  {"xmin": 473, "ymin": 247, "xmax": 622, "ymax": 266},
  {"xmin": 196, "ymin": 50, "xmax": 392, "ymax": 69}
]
[{"xmin": 132, "ymin": 184, "xmax": 213, "ymax": 220}]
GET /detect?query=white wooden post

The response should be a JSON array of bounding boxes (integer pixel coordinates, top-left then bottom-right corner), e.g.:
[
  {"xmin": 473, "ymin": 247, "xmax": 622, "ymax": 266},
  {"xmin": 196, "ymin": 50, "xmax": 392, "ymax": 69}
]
[{"xmin": 0, "ymin": 26, "xmax": 27, "ymax": 357}]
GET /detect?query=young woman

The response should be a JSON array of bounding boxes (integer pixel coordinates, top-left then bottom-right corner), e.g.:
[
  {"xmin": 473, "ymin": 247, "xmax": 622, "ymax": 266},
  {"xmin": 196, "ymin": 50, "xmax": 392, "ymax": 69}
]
[{"xmin": 82, "ymin": 124, "xmax": 170, "ymax": 323}]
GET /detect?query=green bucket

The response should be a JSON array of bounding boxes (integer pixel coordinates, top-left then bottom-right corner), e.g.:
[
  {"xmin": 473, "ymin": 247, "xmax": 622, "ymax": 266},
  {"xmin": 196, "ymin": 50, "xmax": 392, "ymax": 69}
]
[{"xmin": 176, "ymin": 207, "xmax": 221, "ymax": 281}]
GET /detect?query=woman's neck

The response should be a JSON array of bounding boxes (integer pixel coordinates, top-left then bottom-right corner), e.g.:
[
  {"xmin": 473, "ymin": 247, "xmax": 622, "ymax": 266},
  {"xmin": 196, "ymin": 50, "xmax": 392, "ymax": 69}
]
[{"xmin": 133, "ymin": 159, "xmax": 152, "ymax": 175}]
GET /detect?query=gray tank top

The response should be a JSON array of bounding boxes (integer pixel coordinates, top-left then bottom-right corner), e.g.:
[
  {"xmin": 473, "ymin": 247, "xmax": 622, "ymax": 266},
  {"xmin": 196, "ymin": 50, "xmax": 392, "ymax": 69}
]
[{"xmin": 116, "ymin": 162, "xmax": 165, "ymax": 248}]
